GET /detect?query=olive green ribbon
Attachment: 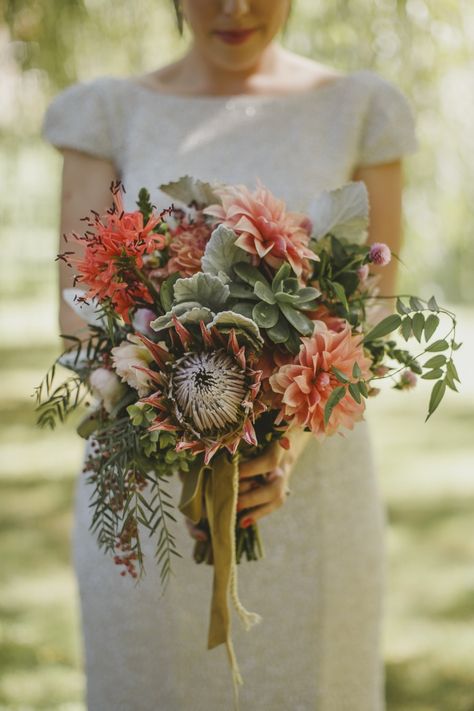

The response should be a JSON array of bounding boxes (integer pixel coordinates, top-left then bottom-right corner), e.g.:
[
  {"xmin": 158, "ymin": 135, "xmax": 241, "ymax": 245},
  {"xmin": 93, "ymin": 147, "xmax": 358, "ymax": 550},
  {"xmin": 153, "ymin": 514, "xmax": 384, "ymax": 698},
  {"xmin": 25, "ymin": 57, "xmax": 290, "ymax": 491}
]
[{"xmin": 178, "ymin": 451, "xmax": 261, "ymax": 708}]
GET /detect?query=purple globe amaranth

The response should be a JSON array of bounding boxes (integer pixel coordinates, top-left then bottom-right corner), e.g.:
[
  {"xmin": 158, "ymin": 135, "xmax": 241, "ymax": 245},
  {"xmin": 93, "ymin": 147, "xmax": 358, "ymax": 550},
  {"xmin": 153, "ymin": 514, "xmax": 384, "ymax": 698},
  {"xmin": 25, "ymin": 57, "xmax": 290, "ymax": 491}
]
[{"xmin": 369, "ymin": 242, "xmax": 391, "ymax": 266}]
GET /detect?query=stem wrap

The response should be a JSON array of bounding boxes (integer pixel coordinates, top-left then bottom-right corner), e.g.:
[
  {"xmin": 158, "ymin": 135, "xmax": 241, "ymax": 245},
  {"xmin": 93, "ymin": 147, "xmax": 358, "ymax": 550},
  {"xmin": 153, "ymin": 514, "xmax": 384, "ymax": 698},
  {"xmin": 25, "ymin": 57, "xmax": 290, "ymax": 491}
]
[{"xmin": 178, "ymin": 451, "xmax": 262, "ymax": 709}]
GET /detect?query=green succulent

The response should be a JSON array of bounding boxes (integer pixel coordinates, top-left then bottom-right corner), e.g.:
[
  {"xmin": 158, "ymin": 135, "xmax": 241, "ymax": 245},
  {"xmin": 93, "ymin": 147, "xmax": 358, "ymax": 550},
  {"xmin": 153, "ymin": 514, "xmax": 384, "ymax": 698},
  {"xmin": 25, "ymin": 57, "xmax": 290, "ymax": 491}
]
[{"xmin": 229, "ymin": 262, "xmax": 321, "ymax": 353}]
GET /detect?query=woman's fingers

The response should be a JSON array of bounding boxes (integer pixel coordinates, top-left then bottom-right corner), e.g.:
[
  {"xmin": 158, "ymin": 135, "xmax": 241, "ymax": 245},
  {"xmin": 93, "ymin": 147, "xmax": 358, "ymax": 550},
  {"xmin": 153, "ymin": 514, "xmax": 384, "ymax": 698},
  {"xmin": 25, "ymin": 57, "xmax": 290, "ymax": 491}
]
[
  {"xmin": 237, "ymin": 467, "xmax": 287, "ymax": 513},
  {"xmin": 239, "ymin": 441, "xmax": 282, "ymax": 479}
]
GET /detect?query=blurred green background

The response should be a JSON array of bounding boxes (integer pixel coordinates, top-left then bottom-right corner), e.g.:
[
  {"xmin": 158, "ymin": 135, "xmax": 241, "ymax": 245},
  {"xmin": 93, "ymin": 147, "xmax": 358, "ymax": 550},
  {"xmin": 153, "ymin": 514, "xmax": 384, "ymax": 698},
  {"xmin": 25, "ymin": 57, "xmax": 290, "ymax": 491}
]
[{"xmin": 1, "ymin": 1, "xmax": 473, "ymax": 709}]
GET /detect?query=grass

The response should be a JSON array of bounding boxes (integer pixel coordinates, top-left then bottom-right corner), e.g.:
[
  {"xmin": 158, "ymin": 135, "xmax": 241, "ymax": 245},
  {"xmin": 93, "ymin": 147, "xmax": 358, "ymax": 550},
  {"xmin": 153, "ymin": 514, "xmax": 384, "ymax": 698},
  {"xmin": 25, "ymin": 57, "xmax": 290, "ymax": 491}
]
[{"xmin": 0, "ymin": 298, "xmax": 473, "ymax": 710}]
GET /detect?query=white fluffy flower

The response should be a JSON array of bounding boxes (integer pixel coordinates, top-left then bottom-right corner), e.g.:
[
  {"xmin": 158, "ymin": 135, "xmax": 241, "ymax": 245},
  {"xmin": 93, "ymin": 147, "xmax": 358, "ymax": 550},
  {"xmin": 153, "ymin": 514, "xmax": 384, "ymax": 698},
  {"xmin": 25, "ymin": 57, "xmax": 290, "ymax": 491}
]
[
  {"xmin": 111, "ymin": 334, "xmax": 154, "ymax": 396},
  {"xmin": 89, "ymin": 368, "xmax": 126, "ymax": 413}
]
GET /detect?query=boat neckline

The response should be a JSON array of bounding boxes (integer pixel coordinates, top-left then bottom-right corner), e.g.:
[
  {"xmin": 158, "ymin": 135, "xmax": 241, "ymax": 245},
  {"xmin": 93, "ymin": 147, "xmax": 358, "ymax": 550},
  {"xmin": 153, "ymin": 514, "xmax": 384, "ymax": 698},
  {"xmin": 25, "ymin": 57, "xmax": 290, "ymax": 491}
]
[{"xmin": 122, "ymin": 71, "xmax": 357, "ymax": 102}]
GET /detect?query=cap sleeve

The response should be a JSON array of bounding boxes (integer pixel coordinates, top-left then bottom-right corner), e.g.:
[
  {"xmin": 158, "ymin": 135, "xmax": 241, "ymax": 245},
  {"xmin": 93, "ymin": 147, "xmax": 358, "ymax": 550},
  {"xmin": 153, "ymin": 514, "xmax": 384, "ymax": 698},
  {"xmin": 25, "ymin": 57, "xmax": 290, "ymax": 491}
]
[
  {"xmin": 357, "ymin": 71, "xmax": 419, "ymax": 167},
  {"xmin": 41, "ymin": 77, "xmax": 115, "ymax": 160}
]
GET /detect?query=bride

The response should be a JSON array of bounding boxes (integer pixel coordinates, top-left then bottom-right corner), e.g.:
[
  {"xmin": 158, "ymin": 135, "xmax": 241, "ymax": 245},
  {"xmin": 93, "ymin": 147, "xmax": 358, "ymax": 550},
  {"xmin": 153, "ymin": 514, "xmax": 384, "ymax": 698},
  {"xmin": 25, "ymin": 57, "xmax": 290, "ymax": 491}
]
[{"xmin": 42, "ymin": 1, "xmax": 418, "ymax": 709}]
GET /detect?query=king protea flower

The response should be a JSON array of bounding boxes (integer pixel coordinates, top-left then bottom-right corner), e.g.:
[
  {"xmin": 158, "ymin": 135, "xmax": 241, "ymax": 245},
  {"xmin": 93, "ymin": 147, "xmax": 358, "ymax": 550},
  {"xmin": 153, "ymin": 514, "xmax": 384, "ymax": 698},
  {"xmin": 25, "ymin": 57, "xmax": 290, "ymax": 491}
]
[{"xmin": 137, "ymin": 318, "xmax": 265, "ymax": 464}]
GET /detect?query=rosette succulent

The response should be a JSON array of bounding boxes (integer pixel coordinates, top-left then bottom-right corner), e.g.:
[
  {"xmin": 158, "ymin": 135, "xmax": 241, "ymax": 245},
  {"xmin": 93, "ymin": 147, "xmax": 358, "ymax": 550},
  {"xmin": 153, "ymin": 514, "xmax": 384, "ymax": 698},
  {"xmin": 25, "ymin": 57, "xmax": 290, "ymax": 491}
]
[
  {"xmin": 228, "ymin": 262, "xmax": 321, "ymax": 354},
  {"xmin": 138, "ymin": 318, "xmax": 266, "ymax": 464}
]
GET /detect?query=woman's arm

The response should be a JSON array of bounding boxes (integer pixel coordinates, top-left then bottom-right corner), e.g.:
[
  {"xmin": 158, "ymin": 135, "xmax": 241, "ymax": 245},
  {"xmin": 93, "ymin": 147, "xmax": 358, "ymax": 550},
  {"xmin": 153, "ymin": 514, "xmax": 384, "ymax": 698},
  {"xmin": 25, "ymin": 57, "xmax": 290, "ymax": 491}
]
[
  {"xmin": 352, "ymin": 159, "xmax": 404, "ymax": 299},
  {"xmin": 56, "ymin": 148, "xmax": 118, "ymax": 340}
]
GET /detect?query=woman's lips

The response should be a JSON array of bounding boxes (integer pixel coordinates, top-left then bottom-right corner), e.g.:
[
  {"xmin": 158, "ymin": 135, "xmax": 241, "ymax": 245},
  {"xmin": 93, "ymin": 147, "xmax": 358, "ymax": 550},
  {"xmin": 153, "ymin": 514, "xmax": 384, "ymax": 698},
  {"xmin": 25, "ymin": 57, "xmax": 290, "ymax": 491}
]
[{"xmin": 213, "ymin": 28, "xmax": 258, "ymax": 44}]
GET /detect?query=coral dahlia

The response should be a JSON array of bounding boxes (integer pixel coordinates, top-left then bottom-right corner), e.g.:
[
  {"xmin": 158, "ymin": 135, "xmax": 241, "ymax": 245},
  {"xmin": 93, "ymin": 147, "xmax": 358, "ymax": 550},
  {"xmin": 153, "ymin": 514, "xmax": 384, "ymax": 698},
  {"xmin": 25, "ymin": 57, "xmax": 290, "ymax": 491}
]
[{"xmin": 269, "ymin": 320, "xmax": 372, "ymax": 437}]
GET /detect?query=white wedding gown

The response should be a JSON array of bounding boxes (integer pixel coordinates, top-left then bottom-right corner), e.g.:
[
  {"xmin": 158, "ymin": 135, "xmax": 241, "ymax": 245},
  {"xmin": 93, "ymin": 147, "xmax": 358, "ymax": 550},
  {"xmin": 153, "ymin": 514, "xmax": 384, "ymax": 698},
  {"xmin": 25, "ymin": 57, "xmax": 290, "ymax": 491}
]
[{"xmin": 42, "ymin": 68, "xmax": 418, "ymax": 710}]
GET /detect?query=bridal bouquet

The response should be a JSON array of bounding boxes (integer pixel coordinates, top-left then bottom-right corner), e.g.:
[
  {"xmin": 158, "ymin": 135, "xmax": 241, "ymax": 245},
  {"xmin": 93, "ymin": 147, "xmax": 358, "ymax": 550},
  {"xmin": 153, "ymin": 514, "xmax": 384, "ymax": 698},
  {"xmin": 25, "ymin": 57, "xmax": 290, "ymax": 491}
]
[{"xmin": 35, "ymin": 175, "xmax": 460, "ymax": 699}]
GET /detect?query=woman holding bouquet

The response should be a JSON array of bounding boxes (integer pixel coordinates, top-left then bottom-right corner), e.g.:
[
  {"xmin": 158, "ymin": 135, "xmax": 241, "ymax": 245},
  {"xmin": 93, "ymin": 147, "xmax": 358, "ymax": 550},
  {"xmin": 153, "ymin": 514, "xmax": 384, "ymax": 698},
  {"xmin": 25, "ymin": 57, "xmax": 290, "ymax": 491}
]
[{"xmin": 42, "ymin": 0, "xmax": 418, "ymax": 709}]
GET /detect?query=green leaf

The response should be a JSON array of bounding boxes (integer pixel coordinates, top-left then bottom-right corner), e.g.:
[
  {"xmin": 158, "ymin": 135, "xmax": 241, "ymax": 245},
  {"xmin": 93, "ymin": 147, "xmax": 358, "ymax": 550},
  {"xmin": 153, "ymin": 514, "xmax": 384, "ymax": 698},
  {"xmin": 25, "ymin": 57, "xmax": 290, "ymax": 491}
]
[
  {"xmin": 267, "ymin": 314, "xmax": 290, "ymax": 343},
  {"xmin": 324, "ymin": 385, "xmax": 347, "ymax": 426},
  {"xmin": 358, "ymin": 380, "xmax": 369, "ymax": 398},
  {"xmin": 425, "ymin": 380, "xmax": 446, "ymax": 421},
  {"xmin": 309, "ymin": 182, "xmax": 369, "ymax": 244},
  {"xmin": 271, "ymin": 263, "xmax": 292, "ymax": 291},
  {"xmin": 412, "ymin": 312, "xmax": 425, "ymax": 342},
  {"xmin": 329, "ymin": 280, "xmax": 349, "ymax": 312},
  {"xmin": 446, "ymin": 360, "xmax": 461, "ymax": 383},
  {"xmin": 401, "ymin": 316, "xmax": 412, "ymax": 341},
  {"xmin": 352, "ymin": 361, "xmax": 362, "ymax": 378},
  {"xmin": 174, "ymin": 272, "xmax": 229, "ymax": 310},
  {"xmin": 230, "ymin": 301, "xmax": 255, "ymax": 320},
  {"xmin": 348, "ymin": 382, "xmax": 362, "ymax": 403},
  {"xmin": 275, "ymin": 291, "xmax": 300, "ymax": 305},
  {"xmin": 409, "ymin": 296, "xmax": 424, "ymax": 311},
  {"xmin": 445, "ymin": 371, "xmax": 458, "ymax": 392},
  {"xmin": 234, "ymin": 262, "xmax": 269, "ymax": 287},
  {"xmin": 208, "ymin": 310, "xmax": 263, "ymax": 349},
  {"xmin": 159, "ymin": 273, "xmax": 181, "ymax": 312},
  {"xmin": 424, "ymin": 313, "xmax": 439, "ymax": 341},
  {"xmin": 201, "ymin": 224, "xmax": 250, "ymax": 277},
  {"xmin": 363, "ymin": 314, "xmax": 402, "ymax": 343},
  {"xmin": 295, "ymin": 286, "xmax": 321, "ymax": 303},
  {"xmin": 228, "ymin": 283, "xmax": 258, "ymax": 300},
  {"xmin": 252, "ymin": 301, "xmax": 279, "ymax": 328},
  {"xmin": 330, "ymin": 365, "xmax": 349, "ymax": 383},
  {"xmin": 425, "ymin": 339, "xmax": 449, "ymax": 352},
  {"xmin": 279, "ymin": 303, "xmax": 314, "ymax": 336},
  {"xmin": 421, "ymin": 368, "xmax": 444, "ymax": 380},
  {"xmin": 423, "ymin": 354, "xmax": 446, "ymax": 369},
  {"xmin": 254, "ymin": 280, "xmax": 276, "ymax": 304},
  {"xmin": 427, "ymin": 295, "xmax": 439, "ymax": 312},
  {"xmin": 396, "ymin": 297, "xmax": 410, "ymax": 315},
  {"xmin": 452, "ymin": 341, "xmax": 463, "ymax": 351}
]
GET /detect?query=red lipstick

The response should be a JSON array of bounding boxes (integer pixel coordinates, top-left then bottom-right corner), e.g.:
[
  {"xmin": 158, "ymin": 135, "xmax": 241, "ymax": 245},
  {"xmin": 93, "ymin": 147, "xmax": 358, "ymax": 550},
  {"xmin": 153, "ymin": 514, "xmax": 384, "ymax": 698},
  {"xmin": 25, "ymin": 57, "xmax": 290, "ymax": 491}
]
[{"xmin": 213, "ymin": 28, "xmax": 258, "ymax": 45}]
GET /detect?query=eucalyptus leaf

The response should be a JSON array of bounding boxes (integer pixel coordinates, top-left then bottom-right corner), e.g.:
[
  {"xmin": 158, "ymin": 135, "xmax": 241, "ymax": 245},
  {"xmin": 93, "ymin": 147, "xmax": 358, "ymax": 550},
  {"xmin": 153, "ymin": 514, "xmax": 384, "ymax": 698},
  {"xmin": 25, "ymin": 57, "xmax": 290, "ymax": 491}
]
[
  {"xmin": 308, "ymin": 181, "xmax": 369, "ymax": 244},
  {"xmin": 329, "ymin": 280, "xmax": 349, "ymax": 312},
  {"xmin": 352, "ymin": 361, "xmax": 362, "ymax": 378},
  {"xmin": 331, "ymin": 365, "xmax": 349, "ymax": 383},
  {"xmin": 173, "ymin": 272, "xmax": 229, "ymax": 310}
]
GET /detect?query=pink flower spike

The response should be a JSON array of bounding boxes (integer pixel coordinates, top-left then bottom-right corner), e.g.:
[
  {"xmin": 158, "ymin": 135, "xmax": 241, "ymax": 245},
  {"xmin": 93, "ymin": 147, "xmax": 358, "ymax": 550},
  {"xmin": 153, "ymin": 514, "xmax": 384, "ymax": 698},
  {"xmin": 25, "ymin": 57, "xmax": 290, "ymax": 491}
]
[{"xmin": 369, "ymin": 242, "xmax": 391, "ymax": 266}]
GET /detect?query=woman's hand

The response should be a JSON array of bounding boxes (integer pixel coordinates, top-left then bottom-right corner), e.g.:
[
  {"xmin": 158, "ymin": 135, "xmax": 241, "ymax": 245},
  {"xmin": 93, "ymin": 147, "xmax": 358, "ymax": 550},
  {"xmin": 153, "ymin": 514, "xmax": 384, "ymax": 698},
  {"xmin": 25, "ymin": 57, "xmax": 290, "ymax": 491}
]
[{"xmin": 237, "ymin": 425, "xmax": 312, "ymax": 528}]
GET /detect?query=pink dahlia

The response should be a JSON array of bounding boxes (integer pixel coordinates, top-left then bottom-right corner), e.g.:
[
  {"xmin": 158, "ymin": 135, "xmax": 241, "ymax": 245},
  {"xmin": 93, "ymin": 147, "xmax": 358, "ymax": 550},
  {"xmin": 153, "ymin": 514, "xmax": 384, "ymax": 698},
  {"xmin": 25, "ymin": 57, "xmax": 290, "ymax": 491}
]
[
  {"xmin": 202, "ymin": 178, "xmax": 318, "ymax": 276},
  {"xmin": 269, "ymin": 321, "xmax": 372, "ymax": 438}
]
